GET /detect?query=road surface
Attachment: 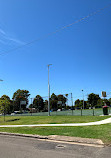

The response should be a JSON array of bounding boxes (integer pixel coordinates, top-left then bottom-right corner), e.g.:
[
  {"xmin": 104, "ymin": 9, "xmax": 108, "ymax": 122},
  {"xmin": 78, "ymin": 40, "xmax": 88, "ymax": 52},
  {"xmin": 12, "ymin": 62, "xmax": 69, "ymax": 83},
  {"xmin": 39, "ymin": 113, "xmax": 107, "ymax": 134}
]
[{"xmin": 0, "ymin": 135, "xmax": 110, "ymax": 158}]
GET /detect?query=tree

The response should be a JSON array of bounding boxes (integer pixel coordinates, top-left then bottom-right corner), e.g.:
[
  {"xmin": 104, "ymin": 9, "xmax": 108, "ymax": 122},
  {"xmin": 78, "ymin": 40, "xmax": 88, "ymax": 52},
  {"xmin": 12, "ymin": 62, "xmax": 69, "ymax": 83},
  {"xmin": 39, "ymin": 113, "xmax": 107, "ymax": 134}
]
[
  {"xmin": 87, "ymin": 93, "xmax": 100, "ymax": 107},
  {"xmin": 103, "ymin": 99, "xmax": 110, "ymax": 106},
  {"xmin": 97, "ymin": 99, "xmax": 104, "ymax": 108},
  {"xmin": 33, "ymin": 95, "xmax": 44, "ymax": 112},
  {"xmin": 43, "ymin": 100, "xmax": 48, "ymax": 112},
  {"xmin": 75, "ymin": 99, "xmax": 87, "ymax": 109},
  {"xmin": 50, "ymin": 93, "xmax": 58, "ymax": 111},
  {"xmin": 57, "ymin": 94, "xmax": 67, "ymax": 110},
  {"xmin": 12, "ymin": 89, "xmax": 30, "ymax": 111},
  {"xmin": 0, "ymin": 95, "xmax": 13, "ymax": 114},
  {"xmin": 109, "ymin": 98, "xmax": 111, "ymax": 105},
  {"xmin": 75, "ymin": 99, "xmax": 80, "ymax": 108}
]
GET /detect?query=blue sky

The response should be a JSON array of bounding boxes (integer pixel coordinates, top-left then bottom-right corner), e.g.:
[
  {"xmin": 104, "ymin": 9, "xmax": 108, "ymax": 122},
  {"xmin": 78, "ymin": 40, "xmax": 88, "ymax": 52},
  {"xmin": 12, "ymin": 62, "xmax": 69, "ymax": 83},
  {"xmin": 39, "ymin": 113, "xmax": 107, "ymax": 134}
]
[{"xmin": 0, "ymin": 0, "xmax": 111, "ymax": 104}]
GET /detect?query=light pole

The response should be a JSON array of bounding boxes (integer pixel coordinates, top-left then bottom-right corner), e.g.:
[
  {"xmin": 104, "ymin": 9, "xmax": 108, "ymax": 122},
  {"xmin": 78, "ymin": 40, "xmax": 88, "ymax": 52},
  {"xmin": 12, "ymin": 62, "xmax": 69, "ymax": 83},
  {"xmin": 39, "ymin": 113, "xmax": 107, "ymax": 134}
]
[
  {"xmin": 82, "ymin": 90, "xmax": 84, "ymax": 109},
  {"xmin": 71, "ymin": 93, "xmax": 73, "ymax": 115},
  {"xmin": 48, "ymin": 64, "xmax": 52, "ymax": 116}
]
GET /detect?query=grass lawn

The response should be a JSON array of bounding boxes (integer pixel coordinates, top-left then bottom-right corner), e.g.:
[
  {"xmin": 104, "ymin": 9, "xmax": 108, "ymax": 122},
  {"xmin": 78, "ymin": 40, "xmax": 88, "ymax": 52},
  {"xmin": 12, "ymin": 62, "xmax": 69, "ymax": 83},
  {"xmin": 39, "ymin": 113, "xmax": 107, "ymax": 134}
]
[
  {"xmin": 0, "ymin": 115, "xmax": 110, "ymax": 125},
  {"xmin": 0, "ymin": 115, "xmax": 111, "ymax": 144},
  {"xmin": 0, "ymin": 125, "xmax": 111, "ymax": 144}
]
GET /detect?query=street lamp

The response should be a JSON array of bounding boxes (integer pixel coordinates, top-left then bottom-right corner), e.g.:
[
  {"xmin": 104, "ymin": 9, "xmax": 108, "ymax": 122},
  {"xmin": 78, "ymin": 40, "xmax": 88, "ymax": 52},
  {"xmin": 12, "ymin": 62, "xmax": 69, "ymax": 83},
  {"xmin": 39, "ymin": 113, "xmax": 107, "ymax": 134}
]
[
  {"xmin": 82, "ymin": 90, "xmax": 84, "ymax": 109},
  {"xmin": 48, "ymin": 64, "xmax": 52, "ymax": 116}
]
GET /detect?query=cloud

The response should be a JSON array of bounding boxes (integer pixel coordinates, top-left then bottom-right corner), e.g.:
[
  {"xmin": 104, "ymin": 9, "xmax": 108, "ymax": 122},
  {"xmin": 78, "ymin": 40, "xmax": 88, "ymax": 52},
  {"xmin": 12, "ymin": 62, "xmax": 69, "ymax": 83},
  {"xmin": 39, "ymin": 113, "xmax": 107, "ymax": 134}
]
[
  {"xmin": 5, "ymin": 37, "xmax": 25, "ymax": 45},
  {"xmin": 0, "ymin": 28, "xmax": 6, "ymax": 35},
  {"xmin": 0, "ymin": 28, "xmax": 25, "ymax": 45}
]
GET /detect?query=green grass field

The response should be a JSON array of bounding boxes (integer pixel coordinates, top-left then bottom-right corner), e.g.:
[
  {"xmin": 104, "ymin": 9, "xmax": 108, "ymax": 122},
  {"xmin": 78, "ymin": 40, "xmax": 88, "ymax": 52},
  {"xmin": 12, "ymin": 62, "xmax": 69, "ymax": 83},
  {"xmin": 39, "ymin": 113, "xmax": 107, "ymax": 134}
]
[
  {"xmin": 0, "ymin": 115, "xmax": 110, "ymax": 125},
  {"xmin": 0, "ymin": 115, "xmax": 111, "ymax": 144}
]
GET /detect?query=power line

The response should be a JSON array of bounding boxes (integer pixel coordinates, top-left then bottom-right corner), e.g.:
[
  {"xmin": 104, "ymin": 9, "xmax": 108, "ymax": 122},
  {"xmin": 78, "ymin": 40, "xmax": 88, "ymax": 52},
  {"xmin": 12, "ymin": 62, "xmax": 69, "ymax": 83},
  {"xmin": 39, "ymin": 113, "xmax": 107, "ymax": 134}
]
[{"xmin": 0, "ymin": 3, "xmax": 111, "ymax": 56}]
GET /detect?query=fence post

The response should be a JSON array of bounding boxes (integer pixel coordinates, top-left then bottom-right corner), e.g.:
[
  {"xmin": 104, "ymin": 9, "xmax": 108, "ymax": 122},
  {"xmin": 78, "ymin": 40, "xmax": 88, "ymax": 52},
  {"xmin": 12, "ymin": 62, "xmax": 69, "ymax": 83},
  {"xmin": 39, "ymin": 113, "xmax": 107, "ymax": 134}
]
[
  {"xmin": 81, "ymin": 107, "xmax": 82, "ymax": 116},
  {"xmin": 93, "ymin": 107, "xmax": 95, "ymax": 116}
]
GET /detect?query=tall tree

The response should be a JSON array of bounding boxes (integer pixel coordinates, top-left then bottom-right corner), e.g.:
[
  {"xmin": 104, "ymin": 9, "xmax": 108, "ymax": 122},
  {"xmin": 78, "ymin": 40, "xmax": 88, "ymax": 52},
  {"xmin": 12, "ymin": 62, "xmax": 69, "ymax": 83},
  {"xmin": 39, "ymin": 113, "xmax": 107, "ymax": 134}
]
[
  {"xmin": 0, "ymin": 95, "xmax": 13, "ymax": 114},
  {"xmin": 109, "ymin": 98, "xmax": 111, "ymax": 105},
  {"xmin": 43, "ymin": 100, "xmax": 48, "ymax": 112},
  {"xmin": 33, "ymin": 95, "xmax": 44, "ymax": 112},
  {"xmin": 57, "ymin": 94, "xmax": 67, "ymax": 110},
  {"xmin": 75, "ymin": 99, "xmax": 80, "ymax": 108},
  {"xmin": 87, "ymin": 93, "xmax": 100, "ymax": 107},
  {"xmin": 12, "ymin": 89, "xmax": 30, "ymax": 111},
  {"xmin": 50, "ymin": 93, "xmax": 58, "ymax": 111},
  {"xmin": 97, "ymin": 99, "xmax": 104, "ymax": 108}
]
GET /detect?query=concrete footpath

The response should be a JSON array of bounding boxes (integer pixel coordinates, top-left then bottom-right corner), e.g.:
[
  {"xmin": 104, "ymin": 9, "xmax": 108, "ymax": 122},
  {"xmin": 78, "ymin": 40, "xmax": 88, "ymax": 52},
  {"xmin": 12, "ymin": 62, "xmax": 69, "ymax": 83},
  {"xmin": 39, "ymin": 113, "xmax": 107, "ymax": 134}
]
[{"xmin": 0, "ymin": 117, "xmax": 111, "ymax": 127}]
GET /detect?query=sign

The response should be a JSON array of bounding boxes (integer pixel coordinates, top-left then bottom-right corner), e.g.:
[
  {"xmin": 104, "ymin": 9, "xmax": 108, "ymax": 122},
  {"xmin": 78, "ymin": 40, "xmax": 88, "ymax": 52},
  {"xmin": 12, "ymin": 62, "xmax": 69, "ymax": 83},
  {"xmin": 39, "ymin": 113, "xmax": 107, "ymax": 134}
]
[
  {"xmin": 20, "ymin": 101, "xmax": 26, "ymax": 105},
  {"xmin": 57, "ymin": 101, "xmax": 62, "ymax": 104},
  {"xmin": 101, "ymin": 91, "xmax": 106, "ymax": 97}
]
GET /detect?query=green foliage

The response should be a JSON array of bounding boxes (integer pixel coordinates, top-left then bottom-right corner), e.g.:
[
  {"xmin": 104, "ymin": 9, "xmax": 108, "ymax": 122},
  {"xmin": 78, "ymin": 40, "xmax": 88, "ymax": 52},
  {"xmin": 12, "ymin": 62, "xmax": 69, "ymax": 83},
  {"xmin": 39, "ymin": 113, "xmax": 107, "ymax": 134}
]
[
  {"xmin": 57, "ymin": 94, "xmax": 67, "ymax": 109},
  {"xmin": 75, "ymin": 99, "xmax": 80, "ymax": 107},
  {"xmin": 43, "ymin": 100, "xmax": 48, "ymax": 112},
  {"xmin": 96, "ymin": 99, "xmax": 103, "ymax": 108},
  {"xmin": 103, "ymin": 99, "xmax": 110, "ymax": 106},
  {"xmin": 87, "ymin": 93, "xmax": 100, "ymax": 107},
  {"xmin": 12, "ymin": 89, "xmax": 30, "ymax": 111},
  {"xmin": 0, "ymin": 95, "xmax": 13, "ymax": 114},
  {"xmin": 75, "ymin": 99, "xmax": 87, "ymax": 109},
  {"xmin": 50, "ymin": 93, "xmax": 58, "ymax": 111},
  {"xmin": 109, "ymin": 98, "xmax": 111, "ymax": 104},
  {"xmin": 33, "ymin": 95, "xmax": 44, "ymax": 112}
]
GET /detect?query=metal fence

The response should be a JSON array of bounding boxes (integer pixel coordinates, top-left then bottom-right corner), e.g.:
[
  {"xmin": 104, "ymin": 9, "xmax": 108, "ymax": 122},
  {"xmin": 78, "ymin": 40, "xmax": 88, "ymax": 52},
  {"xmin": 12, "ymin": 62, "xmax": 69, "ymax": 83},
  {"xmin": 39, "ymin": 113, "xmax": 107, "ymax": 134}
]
[{"xmin": 10, "ymin": 108, "xmax": 111, "ymax": 116}]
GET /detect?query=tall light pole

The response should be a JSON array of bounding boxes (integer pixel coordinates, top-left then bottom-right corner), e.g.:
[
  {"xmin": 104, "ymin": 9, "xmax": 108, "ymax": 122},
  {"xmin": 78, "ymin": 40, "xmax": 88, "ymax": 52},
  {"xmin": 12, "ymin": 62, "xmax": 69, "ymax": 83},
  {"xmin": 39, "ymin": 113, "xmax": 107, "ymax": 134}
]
[
  {"xmin": 71, "ymin": 93, "xmax": 73, "ymax": 115},
  {"xmin": 82, "ymin": 90, "xmax": 84, "ymax": 109},
  {"xmin": 48, "ymin": 64, "xmax": 52, "ymax": 116}
]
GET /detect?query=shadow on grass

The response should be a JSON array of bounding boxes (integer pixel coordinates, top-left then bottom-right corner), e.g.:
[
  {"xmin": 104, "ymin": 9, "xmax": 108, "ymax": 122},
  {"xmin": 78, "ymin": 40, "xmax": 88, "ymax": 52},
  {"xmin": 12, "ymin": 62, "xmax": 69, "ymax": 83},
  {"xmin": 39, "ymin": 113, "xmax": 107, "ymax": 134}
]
[{"xmin": 6, "ymin": 119, "xmax": 20, "ymax": 122}]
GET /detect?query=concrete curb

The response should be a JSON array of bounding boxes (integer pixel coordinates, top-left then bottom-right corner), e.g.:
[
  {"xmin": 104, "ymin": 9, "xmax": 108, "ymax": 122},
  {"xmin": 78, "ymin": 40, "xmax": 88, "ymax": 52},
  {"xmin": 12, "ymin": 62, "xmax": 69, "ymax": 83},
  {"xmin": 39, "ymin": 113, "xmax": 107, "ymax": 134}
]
[
  {"xmin": 48, "ymin": 135, "xmax": 104, "ymax": 145},
  {"xmin": 0, "ymin": 132, "xmax": 104, "ymax": 146}
]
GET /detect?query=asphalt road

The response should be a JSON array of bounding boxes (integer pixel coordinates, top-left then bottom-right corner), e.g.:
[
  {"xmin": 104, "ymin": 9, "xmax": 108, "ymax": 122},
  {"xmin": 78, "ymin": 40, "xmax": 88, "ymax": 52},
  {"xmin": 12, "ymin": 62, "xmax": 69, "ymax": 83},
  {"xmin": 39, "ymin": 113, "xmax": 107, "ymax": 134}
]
[{"xmin": 0, "ymin": 135, "xmax": 110, "ymax": 158}]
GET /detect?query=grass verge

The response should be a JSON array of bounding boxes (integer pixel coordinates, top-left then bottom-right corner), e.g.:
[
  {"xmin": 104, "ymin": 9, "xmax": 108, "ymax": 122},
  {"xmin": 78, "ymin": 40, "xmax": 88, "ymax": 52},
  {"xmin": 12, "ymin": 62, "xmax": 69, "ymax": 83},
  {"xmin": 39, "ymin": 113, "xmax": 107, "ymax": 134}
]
[
  {"xmin": 0, "ymin": 116, "xmax": 111, "ymax": 144},
  {"xmin": 0, "ymin": 115, "xmax": 110, "ymax": 125},
  {"xmin": 0, "ymin": 124, "xmax": 111, "ymax": 144}
]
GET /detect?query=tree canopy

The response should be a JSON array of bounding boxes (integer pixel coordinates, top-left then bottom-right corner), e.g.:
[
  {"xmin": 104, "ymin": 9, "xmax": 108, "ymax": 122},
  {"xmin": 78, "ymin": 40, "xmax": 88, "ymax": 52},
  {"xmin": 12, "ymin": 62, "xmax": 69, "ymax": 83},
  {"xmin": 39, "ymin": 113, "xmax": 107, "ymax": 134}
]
[
  {"xmin": 0, "ymin": 95, "xmax": 13, "ymax": 114},
  {"xmin": 33, "ymin": 95, "xmax": 44, "ymax": 112},
  {"xmin": 87, "ymin": 93, "xmax": 100, "ymax": 107},
  {"xmin": 12, "ymin": 89, "xmax": 30, "ymax": 111}
]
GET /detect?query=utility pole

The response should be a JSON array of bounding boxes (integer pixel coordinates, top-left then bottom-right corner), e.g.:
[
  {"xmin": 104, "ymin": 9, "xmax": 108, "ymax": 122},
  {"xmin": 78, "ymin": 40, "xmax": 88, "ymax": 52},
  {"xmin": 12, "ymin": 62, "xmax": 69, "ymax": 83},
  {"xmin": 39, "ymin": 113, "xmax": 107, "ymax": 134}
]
[{"xmin": 48, "ymin": 64, "xmax": 52, "ymax": 116}]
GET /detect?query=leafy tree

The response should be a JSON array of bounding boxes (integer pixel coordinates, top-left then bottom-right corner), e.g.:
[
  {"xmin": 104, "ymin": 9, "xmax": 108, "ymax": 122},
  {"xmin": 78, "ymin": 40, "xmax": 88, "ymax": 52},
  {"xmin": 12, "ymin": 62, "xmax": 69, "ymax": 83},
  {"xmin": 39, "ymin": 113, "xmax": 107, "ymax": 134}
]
[
  {"xmin": 109, "ymin": 98, "xmax": 111, "ymax": 105},
  {"xmin": 12, "ymin": 89, "xmax": 30, "ymax": 111},
  {"xmin": 43, "ymin": 100, "xmax": 48, "ymax": 112},
  {"xmin": 87, "ymin": 93, "xmax": 100, "ymax": 107},
  {"xmin": 97, "ymin": 99, "xmax": 104, "ymax": 108},
  {"xmin": 103, "ymin": 99, "xmax": 110, "ymax": 106},
  {"xmin": 33, "ymin": 95, "xmax": 44, "ymax": 112},
  {"xmin": 75, "ymin": 99, "xmax": 87, "ymax": 109},
  {"xmin": 57, "ymin": 94, "xmax": 67, "ymax": 110},
  {"xmin": 0, "ymin": 95, "xmax": 13, "ymax": 114},
  {"xmin": 50, "ymin": 93, "xmax": 58, "ymax": 111},
  {"xmin": 75, "ymin": 99, "xmax": 80, "ymax": 108}
]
